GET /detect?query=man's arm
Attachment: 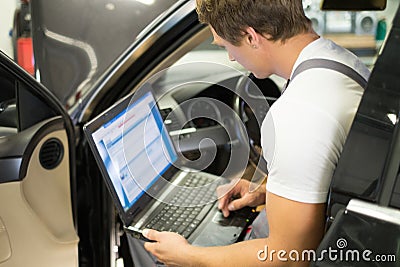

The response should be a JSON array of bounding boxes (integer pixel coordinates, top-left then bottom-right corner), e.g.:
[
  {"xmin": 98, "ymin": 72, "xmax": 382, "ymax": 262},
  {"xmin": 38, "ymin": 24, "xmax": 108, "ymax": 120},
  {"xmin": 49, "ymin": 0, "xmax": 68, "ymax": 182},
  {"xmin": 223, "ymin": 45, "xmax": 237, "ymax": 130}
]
[{"xmin": 144, "ymin": 192, "xmax": 326, "ymax": 267}]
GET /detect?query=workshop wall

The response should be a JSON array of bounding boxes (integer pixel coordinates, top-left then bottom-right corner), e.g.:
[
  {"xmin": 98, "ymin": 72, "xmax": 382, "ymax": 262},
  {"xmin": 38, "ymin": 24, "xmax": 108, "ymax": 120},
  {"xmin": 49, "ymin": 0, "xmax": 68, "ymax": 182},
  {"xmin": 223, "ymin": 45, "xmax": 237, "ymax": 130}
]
[{"xmin": 0, "ymin": 0, "xmax": 18, "ymax": 58}]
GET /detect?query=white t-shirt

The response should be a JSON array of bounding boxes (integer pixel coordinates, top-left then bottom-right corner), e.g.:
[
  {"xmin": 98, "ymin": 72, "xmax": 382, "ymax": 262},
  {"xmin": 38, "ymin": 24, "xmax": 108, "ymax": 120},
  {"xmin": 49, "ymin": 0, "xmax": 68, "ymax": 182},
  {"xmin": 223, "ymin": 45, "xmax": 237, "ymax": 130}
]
[{"xmin": 261, "ymin": 37, "xmax": 370, "ymax": 203}]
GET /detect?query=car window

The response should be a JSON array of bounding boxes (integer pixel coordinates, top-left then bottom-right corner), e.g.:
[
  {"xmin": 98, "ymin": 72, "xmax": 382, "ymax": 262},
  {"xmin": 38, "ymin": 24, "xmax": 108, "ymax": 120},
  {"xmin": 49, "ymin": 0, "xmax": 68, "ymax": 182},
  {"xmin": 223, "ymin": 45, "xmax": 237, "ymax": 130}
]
[
  {"xmin": 304, "ymin": 0, "xmax": 399, "ymax": 69},
  {"xmin": 0, "ymin": 68, "xmax": 17, "ymax": 136},
  {"xmin": 156, "ymin": 0, "xmax": 396, "ymax": 91},
  {"xmin": 0, "ymin": 65, "xmax": 59, "ymax": 135},
  {"xmin": 138, "ymin": 27, "xmax": 248, "ymax": 97},
  {"xmin": 173, "ymin": 31, "xmax": 245, "ymax": 72},
  {"xmin": 159, "ymin": 28, "xmax": 286, "ymax": 91}
]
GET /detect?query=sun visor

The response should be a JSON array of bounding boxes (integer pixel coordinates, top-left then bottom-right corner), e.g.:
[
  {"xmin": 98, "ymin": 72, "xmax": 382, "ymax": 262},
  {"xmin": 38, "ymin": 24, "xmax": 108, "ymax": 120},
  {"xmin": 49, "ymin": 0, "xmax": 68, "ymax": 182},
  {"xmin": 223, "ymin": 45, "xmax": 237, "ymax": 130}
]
[{"xmin": 321, "ymin": 0, "xmax": 386, "ymax": 11}]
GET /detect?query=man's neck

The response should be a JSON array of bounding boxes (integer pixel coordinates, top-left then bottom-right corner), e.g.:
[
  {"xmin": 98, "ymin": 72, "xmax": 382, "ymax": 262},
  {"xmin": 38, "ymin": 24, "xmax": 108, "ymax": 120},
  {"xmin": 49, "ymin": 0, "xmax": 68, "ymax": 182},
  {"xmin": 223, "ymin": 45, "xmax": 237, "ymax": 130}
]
[{"xmin": 271, "ymin": 32, "xmax": 320, "ymax": 80}]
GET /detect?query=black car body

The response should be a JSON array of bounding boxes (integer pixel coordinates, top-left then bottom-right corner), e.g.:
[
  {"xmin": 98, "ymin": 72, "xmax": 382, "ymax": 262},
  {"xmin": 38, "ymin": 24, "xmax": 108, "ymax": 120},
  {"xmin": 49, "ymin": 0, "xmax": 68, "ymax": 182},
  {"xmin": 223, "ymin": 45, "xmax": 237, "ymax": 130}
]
[{"xmin": 0, "ymin": 0, "xmax": 399, "ymax": 266}]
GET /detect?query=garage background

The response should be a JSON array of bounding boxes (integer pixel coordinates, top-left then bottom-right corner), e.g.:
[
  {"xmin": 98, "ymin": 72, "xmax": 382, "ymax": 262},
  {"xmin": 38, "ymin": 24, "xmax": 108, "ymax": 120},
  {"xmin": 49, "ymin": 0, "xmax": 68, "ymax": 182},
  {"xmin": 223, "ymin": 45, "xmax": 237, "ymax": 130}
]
[
  {"xmin": 0, "ymin": 0, "xmax": 17, "ymax": 58},
  {"xmin": 0, "ymin": 0, "xmax": 400, "ymax": 71}
]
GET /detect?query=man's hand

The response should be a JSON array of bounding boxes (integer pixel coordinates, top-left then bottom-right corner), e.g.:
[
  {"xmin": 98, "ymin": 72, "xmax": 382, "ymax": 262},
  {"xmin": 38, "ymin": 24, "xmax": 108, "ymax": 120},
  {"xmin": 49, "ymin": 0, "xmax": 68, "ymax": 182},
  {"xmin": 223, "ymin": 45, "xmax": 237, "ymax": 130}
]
[
  {"xmin": 217, "ymin": 179, "xmax": 266, "ymax": 217},
  {"xmin": 143, "ymin": 229, "xmax": 191, "ymax": 266}
]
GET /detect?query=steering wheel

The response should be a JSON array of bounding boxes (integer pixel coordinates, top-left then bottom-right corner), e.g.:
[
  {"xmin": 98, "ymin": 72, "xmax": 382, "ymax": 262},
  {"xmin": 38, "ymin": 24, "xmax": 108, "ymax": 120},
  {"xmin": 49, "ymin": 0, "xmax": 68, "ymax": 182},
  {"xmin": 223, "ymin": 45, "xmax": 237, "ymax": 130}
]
[{"xmin": 233, "ymin": 73, "xmax": 281, "ymax": 183}]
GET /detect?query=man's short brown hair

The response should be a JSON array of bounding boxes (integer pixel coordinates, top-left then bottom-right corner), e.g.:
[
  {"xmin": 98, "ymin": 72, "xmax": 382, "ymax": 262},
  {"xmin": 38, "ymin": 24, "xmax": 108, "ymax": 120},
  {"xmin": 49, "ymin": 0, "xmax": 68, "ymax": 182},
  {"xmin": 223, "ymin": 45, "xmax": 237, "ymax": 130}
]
[{"xmin": 196, "ymin": 0, "xmax": 311, "ymax": 45}]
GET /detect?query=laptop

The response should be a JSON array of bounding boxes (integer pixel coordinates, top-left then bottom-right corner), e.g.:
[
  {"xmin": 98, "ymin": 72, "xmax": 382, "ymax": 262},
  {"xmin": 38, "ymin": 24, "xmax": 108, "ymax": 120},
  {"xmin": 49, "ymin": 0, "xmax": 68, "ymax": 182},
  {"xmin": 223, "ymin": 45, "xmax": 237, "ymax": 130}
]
[{"xmin": 83, "ymin": 89, "xmax": 257, "ymax": 246}]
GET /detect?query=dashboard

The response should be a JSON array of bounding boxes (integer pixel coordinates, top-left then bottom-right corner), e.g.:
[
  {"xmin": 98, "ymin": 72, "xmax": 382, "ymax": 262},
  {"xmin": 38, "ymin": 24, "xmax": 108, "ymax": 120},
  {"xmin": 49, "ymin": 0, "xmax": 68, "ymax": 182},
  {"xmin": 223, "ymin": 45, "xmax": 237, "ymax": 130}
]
[{"xmin": 146, "ymin": 64, "xmax": 282, "ymax": 178}]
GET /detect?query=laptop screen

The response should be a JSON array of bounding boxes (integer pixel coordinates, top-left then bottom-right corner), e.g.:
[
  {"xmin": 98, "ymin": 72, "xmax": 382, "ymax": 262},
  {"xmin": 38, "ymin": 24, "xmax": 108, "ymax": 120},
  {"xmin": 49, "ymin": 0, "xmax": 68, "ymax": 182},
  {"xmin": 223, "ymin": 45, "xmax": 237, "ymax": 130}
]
[{"xmin": 90, "ymin": 91, "xmax": 178, "ymax": 211}]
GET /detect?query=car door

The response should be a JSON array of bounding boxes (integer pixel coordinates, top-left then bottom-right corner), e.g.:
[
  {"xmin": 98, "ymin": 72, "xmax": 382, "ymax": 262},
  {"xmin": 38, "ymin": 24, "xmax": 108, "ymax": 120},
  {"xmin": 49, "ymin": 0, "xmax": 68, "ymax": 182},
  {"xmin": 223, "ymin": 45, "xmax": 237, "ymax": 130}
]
[{"xmin": 0, "ymin": 52, "xmax": 78, "ymax": 267}]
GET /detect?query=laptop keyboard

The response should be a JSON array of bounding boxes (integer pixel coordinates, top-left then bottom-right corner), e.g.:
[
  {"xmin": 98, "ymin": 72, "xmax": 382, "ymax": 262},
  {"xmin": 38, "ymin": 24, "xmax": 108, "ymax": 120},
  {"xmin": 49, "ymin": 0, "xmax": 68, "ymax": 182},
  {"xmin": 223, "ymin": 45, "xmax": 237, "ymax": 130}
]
[{"xmin": 145, "ymin": 173, "xmax": 220, "ymax": 238}]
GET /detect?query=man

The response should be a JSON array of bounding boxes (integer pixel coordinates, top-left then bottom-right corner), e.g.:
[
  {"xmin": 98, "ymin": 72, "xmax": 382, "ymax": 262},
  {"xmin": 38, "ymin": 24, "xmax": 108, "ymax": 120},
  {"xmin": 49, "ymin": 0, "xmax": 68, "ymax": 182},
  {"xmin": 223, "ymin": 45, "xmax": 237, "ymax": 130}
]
[{"xmin": 143, "ymin": 0, "xmax": 370, "ymax": 266}]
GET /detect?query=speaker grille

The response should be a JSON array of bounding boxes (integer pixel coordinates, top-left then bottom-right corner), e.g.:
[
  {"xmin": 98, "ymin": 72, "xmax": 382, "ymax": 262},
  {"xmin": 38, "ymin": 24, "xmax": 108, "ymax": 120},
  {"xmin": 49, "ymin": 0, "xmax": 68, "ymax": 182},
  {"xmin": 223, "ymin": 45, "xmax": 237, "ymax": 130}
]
[{"xmin": 39, "ymin": 138, "xmax": 64, "ymax": 170}]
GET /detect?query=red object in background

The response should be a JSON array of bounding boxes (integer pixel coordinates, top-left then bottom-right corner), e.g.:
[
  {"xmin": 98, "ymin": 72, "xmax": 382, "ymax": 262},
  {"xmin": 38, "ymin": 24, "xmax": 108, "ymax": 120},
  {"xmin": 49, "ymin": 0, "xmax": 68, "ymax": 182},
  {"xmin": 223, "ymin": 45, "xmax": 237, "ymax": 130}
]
[{"xmin": 17, "ymin": 37, "xmax": 34, "ymax": 75}]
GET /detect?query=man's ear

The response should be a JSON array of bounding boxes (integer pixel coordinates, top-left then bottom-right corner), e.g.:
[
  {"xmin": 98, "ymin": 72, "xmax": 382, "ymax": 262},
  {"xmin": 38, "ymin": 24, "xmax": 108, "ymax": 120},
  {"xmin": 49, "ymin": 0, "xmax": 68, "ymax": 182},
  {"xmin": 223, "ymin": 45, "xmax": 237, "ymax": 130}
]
[{"xmin": 244, "ymin": 27, "xmax": 261, "ymax": 47}]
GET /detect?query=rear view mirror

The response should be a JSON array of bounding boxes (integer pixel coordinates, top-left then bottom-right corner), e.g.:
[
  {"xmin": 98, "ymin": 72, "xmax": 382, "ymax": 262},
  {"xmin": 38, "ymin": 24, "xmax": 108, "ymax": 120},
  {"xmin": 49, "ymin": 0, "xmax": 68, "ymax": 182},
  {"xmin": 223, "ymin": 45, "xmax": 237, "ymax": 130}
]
[{"xmin": 321, "ymin": 0, "xmax": 386, "ymax": 11}]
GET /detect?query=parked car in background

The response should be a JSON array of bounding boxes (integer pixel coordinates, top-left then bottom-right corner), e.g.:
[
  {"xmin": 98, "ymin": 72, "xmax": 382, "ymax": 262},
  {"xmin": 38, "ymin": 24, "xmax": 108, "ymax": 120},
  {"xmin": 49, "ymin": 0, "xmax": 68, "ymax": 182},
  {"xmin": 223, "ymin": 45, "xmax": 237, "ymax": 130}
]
[{"xmin": 0, "ymin": 0, "xmax": 399, "ymax": 266}]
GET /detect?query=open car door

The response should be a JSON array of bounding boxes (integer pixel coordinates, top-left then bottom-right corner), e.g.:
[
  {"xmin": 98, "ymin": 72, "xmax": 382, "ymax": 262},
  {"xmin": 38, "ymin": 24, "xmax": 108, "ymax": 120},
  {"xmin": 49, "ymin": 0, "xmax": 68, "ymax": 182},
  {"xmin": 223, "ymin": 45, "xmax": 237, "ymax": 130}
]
[{"xmin": 0, "ymin": 52, "xmax": 78, "ymax": 267}]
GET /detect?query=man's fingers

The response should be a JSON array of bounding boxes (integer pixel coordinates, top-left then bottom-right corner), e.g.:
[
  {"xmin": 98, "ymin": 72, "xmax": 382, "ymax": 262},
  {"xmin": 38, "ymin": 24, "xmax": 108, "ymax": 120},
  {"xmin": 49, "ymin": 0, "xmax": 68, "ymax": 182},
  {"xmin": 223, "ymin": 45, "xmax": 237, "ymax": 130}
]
[
  {"xmin": 218, "ymin": 194, "xmax": 229, "ymax": 209},
  {"xmin": 142, "ymin": 229, "xmax": 159, "ymax": 241},
  {"xmin": 220, "ymin": 196, "xmax": 248, "ymax": 217},
  {"xmin": 143, "ymin": 229, "xmax": 160, "ymax": 254},
  {"xmin": 228, "ymin": 195, "xmax": 249, "ymax": 211},
  {"xmin": 217, "ymin": 183, "xmax": 233, "ymax": 211}
]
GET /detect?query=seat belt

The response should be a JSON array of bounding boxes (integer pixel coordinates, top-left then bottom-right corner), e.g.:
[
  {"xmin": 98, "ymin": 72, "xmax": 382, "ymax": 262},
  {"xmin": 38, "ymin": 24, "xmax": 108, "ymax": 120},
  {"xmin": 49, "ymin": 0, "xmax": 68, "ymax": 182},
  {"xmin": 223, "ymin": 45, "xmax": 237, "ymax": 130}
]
[{"xmin": 287, "ymin": 58, "xmax": 368, "ymax": 89}]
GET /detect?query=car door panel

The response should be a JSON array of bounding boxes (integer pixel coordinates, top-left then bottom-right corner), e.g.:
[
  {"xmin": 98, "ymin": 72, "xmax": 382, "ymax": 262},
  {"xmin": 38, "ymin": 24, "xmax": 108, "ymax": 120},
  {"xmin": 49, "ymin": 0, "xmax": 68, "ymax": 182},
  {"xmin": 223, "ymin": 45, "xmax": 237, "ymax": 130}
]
[
  {"xmin": 21, "ymin": 122, "xmax": 77, "ymax": 241},
  {"xmin": 0, "ymin": 118, "xmax": 78, "ymax": 267},
  {"xmin": 0, "ymin": 217, "xmax": 11, "ymax": 264}
]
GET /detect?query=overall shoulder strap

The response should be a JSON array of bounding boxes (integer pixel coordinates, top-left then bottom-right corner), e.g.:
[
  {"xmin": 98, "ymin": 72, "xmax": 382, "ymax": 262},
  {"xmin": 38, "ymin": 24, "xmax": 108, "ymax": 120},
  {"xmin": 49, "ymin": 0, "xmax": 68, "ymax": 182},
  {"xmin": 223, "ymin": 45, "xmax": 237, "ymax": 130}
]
[{"xmin": 290, "ymin": 58, "xmax": 368, "ymax": 89}]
